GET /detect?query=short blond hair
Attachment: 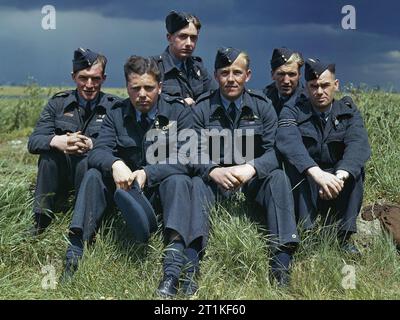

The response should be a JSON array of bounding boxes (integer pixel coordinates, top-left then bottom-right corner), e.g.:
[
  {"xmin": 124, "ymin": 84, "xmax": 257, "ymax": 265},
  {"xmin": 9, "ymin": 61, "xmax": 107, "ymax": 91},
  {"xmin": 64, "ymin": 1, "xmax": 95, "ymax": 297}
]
[
  {"xmin": 238, "ymin": 52, "xmax": 250, "ymax": 70},
  {"xmin": 285, "ymin": 53, "xmax": 304, "ymax": 68}
]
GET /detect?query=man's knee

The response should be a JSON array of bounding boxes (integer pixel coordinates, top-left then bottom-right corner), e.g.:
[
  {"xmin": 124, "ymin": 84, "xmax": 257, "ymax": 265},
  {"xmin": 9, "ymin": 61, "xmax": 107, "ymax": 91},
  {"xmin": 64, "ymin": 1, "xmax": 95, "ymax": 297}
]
[
  {"xmin": 37, "ymin": 151, "xmax": 65, "ymax": 172},
  {"xmin": 161, "ymin": 174, "xmax": 192, "ymax": 189},
  {"xmin": 84, "ymin": 168, "xmax": 103, "ymax": 182}
]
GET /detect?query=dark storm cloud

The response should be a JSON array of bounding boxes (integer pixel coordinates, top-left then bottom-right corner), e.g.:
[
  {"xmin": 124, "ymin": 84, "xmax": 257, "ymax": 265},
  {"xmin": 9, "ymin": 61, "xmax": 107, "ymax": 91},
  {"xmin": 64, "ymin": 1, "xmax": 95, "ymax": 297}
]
[{"xmin": 0, "ymin": 1, "xmax": 399, "ymax": 90}]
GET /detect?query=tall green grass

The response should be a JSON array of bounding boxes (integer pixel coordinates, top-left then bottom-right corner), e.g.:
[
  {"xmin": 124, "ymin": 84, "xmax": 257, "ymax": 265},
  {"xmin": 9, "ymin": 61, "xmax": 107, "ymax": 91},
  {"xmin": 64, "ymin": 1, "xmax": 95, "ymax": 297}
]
[{"xmin": 0, "ymin": 85, "xmax": 399, "ymax": 299}]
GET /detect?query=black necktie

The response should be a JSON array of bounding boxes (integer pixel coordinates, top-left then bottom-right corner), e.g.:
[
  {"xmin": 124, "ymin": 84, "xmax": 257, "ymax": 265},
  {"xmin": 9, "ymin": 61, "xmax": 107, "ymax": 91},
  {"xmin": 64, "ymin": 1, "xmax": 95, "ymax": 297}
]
[
  {"xmin": 139, "ymin": 113, "xmax": 150, "ymax": 132},
  {"xmin": 228, "ymin": 102, "xmax": 237, "ymax": 122},
  {"xmin": 320, "ymin": 112, "xmax": 327, "ymax": 126},
  {"xmin": 83, "ymin": 101, "xmax": 92, "ymax": 123}
]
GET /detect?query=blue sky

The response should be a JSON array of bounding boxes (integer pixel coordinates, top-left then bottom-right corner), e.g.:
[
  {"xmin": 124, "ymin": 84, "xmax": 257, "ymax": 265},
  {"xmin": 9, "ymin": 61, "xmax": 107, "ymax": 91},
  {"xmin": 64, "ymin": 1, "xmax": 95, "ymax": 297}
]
[{"xmin": 1, "ymin": 0, "xmax": 399, "ymax": 91}]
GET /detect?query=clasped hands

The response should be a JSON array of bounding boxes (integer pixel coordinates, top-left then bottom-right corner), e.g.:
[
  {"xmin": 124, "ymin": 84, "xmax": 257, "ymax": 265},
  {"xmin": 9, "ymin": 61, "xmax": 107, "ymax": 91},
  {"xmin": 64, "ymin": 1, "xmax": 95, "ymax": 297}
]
[
  {"xmin": 208, "ymin": 163, "xmax": 256, "ymax": 192},
  {"xmin": 307, "ymin": 166, "xmax": 350, "ymax": 200},
  {"xmin": 50, "ymin": 131, "xmax": 93, "ymax": 155}
]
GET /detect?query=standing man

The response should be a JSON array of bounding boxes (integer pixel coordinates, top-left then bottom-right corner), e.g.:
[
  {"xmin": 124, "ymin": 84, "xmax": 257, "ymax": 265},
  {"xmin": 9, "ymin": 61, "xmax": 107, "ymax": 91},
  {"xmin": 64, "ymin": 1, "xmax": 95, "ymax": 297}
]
[
  {"xmin": 263, "ymin": 47, "xmax": 306, "ymax": 116},
  {"xmin": 61, "ymin": 56, "xmax": 206, "ymax": 298},
  {"xmin": 192, "ymin": 47, "xmax": 299, "ymax": 287},
  {"xmin": 276, "ymin": 58, "xmax": 371, "ymax": 253},
  {"xmin": 153, "ymin": 10, "xmax": 216, "ymax": 106},
  {"xmin": 27, "ymin": 48, "xmax": 119, "ymax": 235}
]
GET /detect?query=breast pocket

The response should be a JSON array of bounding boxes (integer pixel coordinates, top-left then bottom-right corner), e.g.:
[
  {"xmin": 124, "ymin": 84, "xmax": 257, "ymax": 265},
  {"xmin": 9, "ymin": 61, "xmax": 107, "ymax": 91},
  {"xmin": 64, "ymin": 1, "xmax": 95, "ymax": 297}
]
[
  {"xmin": 116, "ymin": 134, "xmax": 142, "ymax": 168},
  {"xmin": 86, "ymin": 117, "xmax": 104, "ymax": 139},
  {"xmin": 326, "ymin": 128, "xmax": 346, "ymax": 161},
  {"xmin": 161, "ymin": 82, "xmax": 182, "ymax": 96},
  {"xmin": 54, "ymin": 118, "xmax": 79, "ymax": 134},
  {"xmin": 326, "ymin": 128, "xmax": 346, "ymax": 143}
]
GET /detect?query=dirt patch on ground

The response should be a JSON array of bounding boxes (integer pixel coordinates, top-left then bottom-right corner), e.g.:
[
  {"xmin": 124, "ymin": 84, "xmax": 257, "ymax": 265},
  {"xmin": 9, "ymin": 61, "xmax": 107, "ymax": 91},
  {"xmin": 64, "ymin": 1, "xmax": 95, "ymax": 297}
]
[{"xmin": 362, "ymin": 203, "xmax": 400, "ymax": 247}]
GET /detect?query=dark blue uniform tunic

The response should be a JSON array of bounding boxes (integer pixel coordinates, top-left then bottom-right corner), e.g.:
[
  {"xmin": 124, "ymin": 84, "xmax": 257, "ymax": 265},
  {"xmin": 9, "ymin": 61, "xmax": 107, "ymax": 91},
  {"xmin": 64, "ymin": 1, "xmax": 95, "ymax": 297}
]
[
  {"xmin": 27, "ymin": 90, "xmax": 120, "ymax": 226},
  {"xmin": 263, "ymin": 82, "xmax": 307, "ymax": 116},
  {"xmin": 276, "ymin": 96, "xmax": 371, "ymax": 233},
  {"xmin": 153, "ymin": 48, "xmax": 216, "ymax": 101},
  {"xmin": 191, "ymin": 88, "xmax": 299, "ymax": 251},
  {"xmin": 70, "ymin": 94, "xmax": 206, "ymax": 247}
]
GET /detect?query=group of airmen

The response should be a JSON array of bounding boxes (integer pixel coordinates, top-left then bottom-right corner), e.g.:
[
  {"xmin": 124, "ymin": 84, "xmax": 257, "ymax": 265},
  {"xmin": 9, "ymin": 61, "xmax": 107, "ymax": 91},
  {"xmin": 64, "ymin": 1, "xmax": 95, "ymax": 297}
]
[{"xmin": 27, "ymin": 11, "xmax": 371, "ymax": 297}]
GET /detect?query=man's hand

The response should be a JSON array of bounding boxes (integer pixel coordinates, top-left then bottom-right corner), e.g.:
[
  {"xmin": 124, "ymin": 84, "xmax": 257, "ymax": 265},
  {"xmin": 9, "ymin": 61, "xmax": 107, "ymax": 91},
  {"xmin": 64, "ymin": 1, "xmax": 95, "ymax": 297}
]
[
  {"xmin": 130, "ymin": 169, "xmax": 147, "ymax": 189},
  {"xmin": 307, "ymin": 166, "xmax": 344, "ymax": 200},
  {"xmin": 209, "ymin": 167, "xmax": 242, "ymax": 191},
  {"xmin": 228, "ymin": 164, "xmax": 256, "ymax": 185},
  {"xmin": 66, "ymin": 132, "xmax": 92, "ymax": 154},
  {"xmin": 112, "ymin": 160, "xmax": 133, "ymax": 190},
  {"xmin": 184, "ymin": 97, "xmax": 195, "ymax": 106},
  {"xmin": 335, "ymin": 170, "xmax": 350, "ymax": 182},
  {"xmin": 50, "ymin": 131, "xmax": 92, "ymax": 155}
]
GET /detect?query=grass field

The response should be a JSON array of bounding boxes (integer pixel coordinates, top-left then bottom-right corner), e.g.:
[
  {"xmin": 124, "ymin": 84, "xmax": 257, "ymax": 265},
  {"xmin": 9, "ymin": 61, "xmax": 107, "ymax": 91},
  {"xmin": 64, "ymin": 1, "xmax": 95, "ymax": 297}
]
[{"xmin": 0, "ymin": 85, "xmax": 399, "ymax": 300}]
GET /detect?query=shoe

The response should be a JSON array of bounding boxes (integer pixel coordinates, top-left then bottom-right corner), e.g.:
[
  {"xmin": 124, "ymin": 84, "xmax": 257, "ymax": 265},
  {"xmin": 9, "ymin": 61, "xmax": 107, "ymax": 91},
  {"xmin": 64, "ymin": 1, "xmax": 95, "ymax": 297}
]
[
  {"xmin": 340, "ymin": 242, "xmax": 361, "ymax": 256},
  {"xmin": 156, "ymin": 275, "xmax": 179, "ymax": 298},
  {"xmin": 59, "ymin": 259, "xmax": 78, "ymax": 283},
  {"xmin": 27, "ymin": 223, "xmax": 47, "ymax": 237},
  {"xmin": 181, "ymin": 272, "xmax": 199, "ymax": 296},
  {"xmin": 270, "ymin": 268, "xmax": 291, "ymax": 288},
  {"xmin": 338, "ymin": 232, "xmax": 361, "ymax": 256}
]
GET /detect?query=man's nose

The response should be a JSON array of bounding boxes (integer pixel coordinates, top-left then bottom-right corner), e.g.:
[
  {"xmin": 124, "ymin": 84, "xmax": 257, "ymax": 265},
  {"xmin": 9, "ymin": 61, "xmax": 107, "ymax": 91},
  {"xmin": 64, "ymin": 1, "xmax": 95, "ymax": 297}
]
[
  {"xmin": 283, "ymin": 74, "xmax": 290, "ymax": 83},
  {"xmin": 139, "ymin": 88, "xmax": 146, "ymax": 97},
  {"xmin": 185, "ymin": 37, "xmax": 192, "ymax": 46},
  {"xmin": 86, "ymin": 78, "xmax": 93, "ymax": 87}
]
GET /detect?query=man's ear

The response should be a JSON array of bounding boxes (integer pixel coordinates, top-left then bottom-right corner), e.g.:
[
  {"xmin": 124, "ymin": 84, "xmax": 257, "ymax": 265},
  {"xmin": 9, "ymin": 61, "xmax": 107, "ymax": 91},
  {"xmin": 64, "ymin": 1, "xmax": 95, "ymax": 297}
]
[
  {"xmin": 334, "ymin": 79, "xmax": 340, "ymax": 91},
  {"xmin": 71, "ymin": 72, "xmax": 75, "ymax": 81},
  {"xmin": 166, "ymin": 33, "xmax": 172, "ymax": 43},
  {"xmin": 158, "ymin": 82, "xmax": 162, "ymax": 94},
  {"xmin": 245, "ymin": 69, "xmax": 252, "ymax": 82}
]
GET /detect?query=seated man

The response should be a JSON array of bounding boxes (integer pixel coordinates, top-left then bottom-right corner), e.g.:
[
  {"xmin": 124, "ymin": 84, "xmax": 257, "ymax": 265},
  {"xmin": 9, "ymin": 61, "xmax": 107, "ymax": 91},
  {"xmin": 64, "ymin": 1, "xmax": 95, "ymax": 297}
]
[
  {"xmin": 263, "ymin": 47, "xmax": 306, "ymax": 116},
  {"xmin": 276, "ymin": 58, "xmax": 371, "ymax": 253},
  {"xmin": 61, "ymin": 56, "xmax": 206, "ymax": 298},
  {"xmin": 27, "ymin": 48, "xmax": 119, "ymax": 235},
  {"xmin": 153, "ymin": 10, "xmax": 216, "ymax": 106},
  {"xmin": 192, "ymin": 47, "xmax": 299, "ymax": 287}
]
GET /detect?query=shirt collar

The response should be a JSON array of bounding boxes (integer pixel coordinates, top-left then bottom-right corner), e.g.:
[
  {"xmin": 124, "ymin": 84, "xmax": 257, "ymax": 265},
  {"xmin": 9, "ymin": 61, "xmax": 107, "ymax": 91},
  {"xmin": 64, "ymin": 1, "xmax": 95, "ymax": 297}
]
[
  {"xmin": 312, "ymin": 103, "xmax": 332, "ymax": 119},
  {"xmin": 135, "ymin": 105, "xmax": 158, "ymax": 122},
  {"xmin": 168, "ymin": 47, "xmax": 186, "ymax": 70},
  {"xmin": 76, "ymin": 92, "xmax": 97, "ymax": 110},
  {"xmin": 219, "ymin": 92, "xmax": 242, "ymax": 110}
]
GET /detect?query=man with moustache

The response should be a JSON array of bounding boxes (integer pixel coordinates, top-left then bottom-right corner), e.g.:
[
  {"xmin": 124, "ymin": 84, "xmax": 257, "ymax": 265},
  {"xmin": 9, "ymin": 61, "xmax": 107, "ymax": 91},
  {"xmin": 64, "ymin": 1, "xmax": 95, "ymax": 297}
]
[
  {"xmin": 276, "ymin": 58, "xmax": 371, "ymax": 254},
  {"xmin": 27, "ymin": 48, "xmax": 119, "ymax": 235},
  {"xmin": 263, "ymin": 47, "xmax": 306, "ymax": 116},
  {"xmin": 153, "ymin": 11, "xmax": 215, "ymax": 106}
]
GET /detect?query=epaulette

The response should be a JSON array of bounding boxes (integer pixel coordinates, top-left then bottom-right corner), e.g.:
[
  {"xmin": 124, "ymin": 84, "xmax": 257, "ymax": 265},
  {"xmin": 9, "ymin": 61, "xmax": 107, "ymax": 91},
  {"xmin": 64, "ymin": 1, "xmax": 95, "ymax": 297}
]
[
  {"xmin": 161, "ymin": 94, "xmax": 185, "ymax": 105},
  {"xmin": 340, "ymin": 95, "xmax": 356, "ymax": 109},
  {"xmin": 111, "ymin": 99, "xmax": 126, "ymax": 109},
  {"xmin": 151, "ymin": 55, "xmax": 163, "ymax": 63},
  {"xmin": 246, "ymin": 88, "xmax": 268, "ymax": 101},
  {"xmin": 104, "ymin": 93, "xmax": 122, "ymax": 103},
  {"xmin": 195, "ymin": 89, "xmax": 215, "ymax": 104},
  {"xmin": 51, "ymin": 90, "xmax": 71, "ymax": 99},
  {"xmin": 192, "ymin": 56, "xmax": 203, "ymax": 62}
]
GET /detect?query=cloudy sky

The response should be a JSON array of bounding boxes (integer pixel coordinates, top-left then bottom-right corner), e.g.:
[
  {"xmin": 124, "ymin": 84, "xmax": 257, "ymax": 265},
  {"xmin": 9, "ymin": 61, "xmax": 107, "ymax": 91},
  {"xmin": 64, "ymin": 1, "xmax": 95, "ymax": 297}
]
[{"xmin": 0, "ymin": 0, "xmax": 399, "ymax": 91}]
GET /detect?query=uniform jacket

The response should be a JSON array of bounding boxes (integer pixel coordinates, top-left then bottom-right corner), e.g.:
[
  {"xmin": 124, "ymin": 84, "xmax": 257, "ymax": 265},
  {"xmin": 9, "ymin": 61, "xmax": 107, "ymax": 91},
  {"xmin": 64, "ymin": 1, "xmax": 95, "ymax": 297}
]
[
  {"xmin": 263, "ymin": 82, "xmax": 306, "ymax": 116},
  {"xmin": 276, "ymin": 96, "xmax": 371, "ymax": 179},
  {"xmin": 193, "ymin": 88, "xmax": 280, "ymax": 181},
  {"xmin": 88, "ymin": 94, "xmax": 193, "ymax": 186},
  {"xmin": 28, "ymin": 90, "xmax": 120, "ymax": 154},
  {"xmin": 153, "ymin": 48, "xmax": 216, "ymax": 101}
]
